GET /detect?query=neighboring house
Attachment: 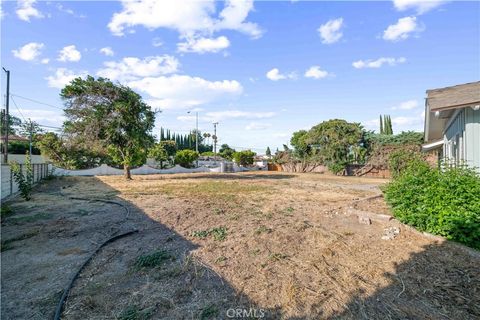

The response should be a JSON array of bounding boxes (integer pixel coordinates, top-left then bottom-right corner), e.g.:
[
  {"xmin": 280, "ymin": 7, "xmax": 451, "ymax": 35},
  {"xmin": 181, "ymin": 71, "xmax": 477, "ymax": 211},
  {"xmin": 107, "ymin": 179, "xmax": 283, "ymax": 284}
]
[{"xmin": 423, "ymin": 81, "xmax": 480, "ymax": 172}]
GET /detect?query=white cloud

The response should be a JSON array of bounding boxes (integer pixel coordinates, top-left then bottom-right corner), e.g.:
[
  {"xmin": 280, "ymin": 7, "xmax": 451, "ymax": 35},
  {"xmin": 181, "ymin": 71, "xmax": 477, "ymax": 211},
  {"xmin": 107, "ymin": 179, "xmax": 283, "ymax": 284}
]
[
  {"xmin": 392, "ymin": 99, "xmax": 419, "ymax": 110},
  {"xmin": 100, "ymin": 47, "xmax": 114, "ymax": 56},
  {"xmin": 152, "ymin": 37, "xmax": 163, "ymax": 47},
  {"xmin": 304, "ymin": 66, "xmax": 329, "ymax": 79},
  {"xmin": 245, "ymin": 122, "xmax": 272, "ymax": 130},
  {"xmin": 12, "ymin": 42, "xmax": 44, "ymax": 61},
  {"xmin": 58, "ymin": 45, "xmax": 82, "ymax": 62},
  {"xmin": 383, "ymin": 16, "xmax": 422, "ymax": 41},
  {"xmin": 108, "ymin": 0, "xmax": 262, "ymax": 38},
  {"xmin": 16, "ymin": 0, "xmax": 43, "ymax": 22},
  {"xmin": 41, "ymin": 58, "xmax": 49, "ymax": 64},
  {"xmin": 179, "ymin": 110, "xmax": 275, "ymax": 122},
  {"xmin": 11, "ymin": 108, "xmax": 65, "ymax": 128},
  {"xmin": 318, "ymin": 18, "xmax": 343, "ymax": 44},
  {"xmin": 393, "ymin": 0, "xmax": 448, "ymax": 14},
  {"xmin": 352, "ymin": 57, "xmax": 406, "ymax": 69},
  {"xmin": 46, "ymin": 68, "xmax": 87, "ymax": 89},
  {"xmin": 97, "ymin": 55, "xmax": 179, "ymax": 81},
  {"xmin": 266, "ymin": 68, "xmax": 296, "ymax": 81},
  {"xmin": 178, "ymin": 36, "xmax": 230, "ymax": 54},
  {"xmin": 129, "ymin": 75, "xmax": 243, "ymax": 110}
]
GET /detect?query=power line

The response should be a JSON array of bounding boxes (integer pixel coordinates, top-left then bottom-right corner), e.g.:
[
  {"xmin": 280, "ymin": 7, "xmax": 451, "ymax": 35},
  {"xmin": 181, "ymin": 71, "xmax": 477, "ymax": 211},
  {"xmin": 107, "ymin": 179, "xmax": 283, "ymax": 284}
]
[
  {"xmin": 10, "ymin": 95, "xmax": 27, "ymax": 122},
  {"xmin": 10, "ymin": 93, "xmax": 64, "ymax": 110}
]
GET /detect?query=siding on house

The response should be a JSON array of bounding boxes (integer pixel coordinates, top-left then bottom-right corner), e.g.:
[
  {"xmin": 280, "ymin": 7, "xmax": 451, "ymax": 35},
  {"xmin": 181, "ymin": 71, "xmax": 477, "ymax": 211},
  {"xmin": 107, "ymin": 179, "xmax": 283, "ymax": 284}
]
[
  {"xmin": 465, "ymin": 108, "xmax": 480, "ymax": 170},
  {"xmin": 443, "ymin": 108, "xmax": 480, "ymax": 171}
]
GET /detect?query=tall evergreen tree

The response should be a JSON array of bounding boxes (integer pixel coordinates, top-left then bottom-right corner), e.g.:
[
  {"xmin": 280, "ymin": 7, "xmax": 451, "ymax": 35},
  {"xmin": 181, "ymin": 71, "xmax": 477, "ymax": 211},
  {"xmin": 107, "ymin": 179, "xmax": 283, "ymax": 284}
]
[
  {"xmin": 379, "ymin": 115, "xmax": 384, "ymax": 134},
  {"xmin": 266, "ymin": 146, "xmax": 271, "ymax": 157}
]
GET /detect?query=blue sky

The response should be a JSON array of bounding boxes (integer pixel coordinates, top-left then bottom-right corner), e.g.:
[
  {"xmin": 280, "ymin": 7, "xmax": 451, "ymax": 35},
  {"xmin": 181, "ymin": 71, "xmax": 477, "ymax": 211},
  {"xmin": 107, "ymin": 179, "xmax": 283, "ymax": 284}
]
[{"xmin": 1, "ymin": 0, "xmax": 479, "ymax": 153}]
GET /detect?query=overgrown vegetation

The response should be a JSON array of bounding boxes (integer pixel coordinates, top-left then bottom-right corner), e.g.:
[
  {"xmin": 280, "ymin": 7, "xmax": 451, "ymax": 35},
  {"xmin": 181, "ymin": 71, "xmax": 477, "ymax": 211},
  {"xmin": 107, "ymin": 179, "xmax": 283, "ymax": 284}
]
[
  {"xmin": 384, "ymin": 160, "xmax": 480, "ymax": 249},
  {"xmin": 9, "ymin": 153, "xmax": 34, "ymax": 200},
  {"xmin": 192, "ymin": 227, "xmax": 228, "ymax": 241},
  {"xmin": 233, "ymin": 150, "xmax": 256, "ymax": 166},
  {"xmin": 118, "ymin": 306, "xmax": 153, "ymax": 320},
  {"xmin": 174, "ymin": 149, "xmax": 199, "ymax": 168},
  {"xmin": 134, "ymin": 250, "xmax": 173, "ymax": 269}
]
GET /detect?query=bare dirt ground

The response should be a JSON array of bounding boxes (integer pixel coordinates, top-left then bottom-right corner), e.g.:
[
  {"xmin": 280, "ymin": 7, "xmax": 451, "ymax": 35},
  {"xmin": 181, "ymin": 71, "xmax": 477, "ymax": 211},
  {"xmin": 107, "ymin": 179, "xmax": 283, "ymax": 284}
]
[{"xmin": 1, "ymin": 172, "xmax": 479, "ymax": 320}]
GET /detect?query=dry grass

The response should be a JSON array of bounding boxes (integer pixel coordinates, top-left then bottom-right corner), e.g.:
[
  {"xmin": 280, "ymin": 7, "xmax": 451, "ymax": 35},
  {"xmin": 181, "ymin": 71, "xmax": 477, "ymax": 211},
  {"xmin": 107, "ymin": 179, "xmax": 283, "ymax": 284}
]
[{"xmin": 1, "ymin": 172, "xmax": 478, "ymax": 319}]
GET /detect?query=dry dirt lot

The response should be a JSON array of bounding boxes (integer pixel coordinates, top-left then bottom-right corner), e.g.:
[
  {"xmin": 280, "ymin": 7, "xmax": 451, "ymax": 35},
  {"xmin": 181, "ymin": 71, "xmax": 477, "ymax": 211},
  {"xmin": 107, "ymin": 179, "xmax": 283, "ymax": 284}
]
[{"xmin": 1, "ymin": 172, "xmax": 479, "ymax": 320}]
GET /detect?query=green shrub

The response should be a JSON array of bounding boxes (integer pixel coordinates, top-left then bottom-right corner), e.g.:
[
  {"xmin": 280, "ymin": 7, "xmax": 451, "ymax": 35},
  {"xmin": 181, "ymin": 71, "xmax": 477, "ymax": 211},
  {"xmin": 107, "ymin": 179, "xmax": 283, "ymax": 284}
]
[
  {"xmin": 384, "ymin": 160, "xmax": 480, "ymax": 249},
  {"xmin": 134, "ymin": 250, "xmax": 173, "ymax": 269},
  {"xmin": 9, "ymin": 153, "xmax": 34, "ymax": 201},
  {"xmin": 388, "ymin": 149, "xmax": 424, "ymax": 177},
  {"xmin": 174, "ymin": 149, "xmax": 199, "ymax": 168},
  {"xmin": 233, "ymin": 150, "xmax": 256, "ymax": 166},
  {"xmin": 328, "ymin": 162, "xmax": 346, "ymax": 175}
]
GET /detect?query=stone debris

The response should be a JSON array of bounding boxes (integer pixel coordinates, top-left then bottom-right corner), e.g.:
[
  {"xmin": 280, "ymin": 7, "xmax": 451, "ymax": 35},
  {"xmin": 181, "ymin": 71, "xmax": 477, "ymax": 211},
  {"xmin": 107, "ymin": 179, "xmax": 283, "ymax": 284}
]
[
  {"xmin": 382, "ymin": 226, "xmax": 400, "ymax": 240},
  {"xmin": 358, "ymin": 215, "xmax": 372, "ymax": 225}
]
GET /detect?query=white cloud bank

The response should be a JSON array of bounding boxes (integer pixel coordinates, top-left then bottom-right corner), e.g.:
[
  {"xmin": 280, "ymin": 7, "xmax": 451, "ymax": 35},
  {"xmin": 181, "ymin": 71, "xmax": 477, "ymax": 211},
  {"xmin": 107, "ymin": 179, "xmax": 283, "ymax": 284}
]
[
  {"xmin": 130, "ymin": 75, "xmax": 243, "ymax": 110},
  {"xmin": 108, "ymin": 0, "xmax": 262, "ymax": 38},
  {"xmin": 178, "ymin": 36, "xmax": 230, "ymax": 54},
  {"xmin": 245, "ymin": 122, "xmax": 272, "ymax": 130},
  {"xmin": 318, "ymin": 18, "xmax": 343, "ymax": 44},
  {"xmin": 16, "ymin": 0, "xmax": 43, "ymax": 22},
  {"xmin": 97, "ymin": 55, "xmax": 179, "ymax": 81},
  {"xmin": 304, "ymin": 66, "xmax": 329, "ymax": 79},
  {"xmin": 266, "ymin": 68, "xmax": 296, "ymax": 81},
  {"xmin": 58, "ymin": 45, "xmax": 82, "ymax": 62},
  {"xmin": 178, "ymin": 110, "xmax": 275, "ymax": 122},
  {"xmin": 353, "ymin": 57, "xmax": 406, "ymax": 69},
  {"xmin": 393, "ymin": 0, "xmax": 448, "ymax": 14},
  {"xmin": 383, "ymin": 16, "xmax": 422, "ymax": 42},
  {"xmin": 12, "ymin": 42, "xmax": 44, "ymax": 61},
  {"xmin": 46, "ymin": 68, "xmax": 87, "ymax": 89},
  {"xmin": 100, "ymin": 47, "xmax": 114, "ymax": 56}
]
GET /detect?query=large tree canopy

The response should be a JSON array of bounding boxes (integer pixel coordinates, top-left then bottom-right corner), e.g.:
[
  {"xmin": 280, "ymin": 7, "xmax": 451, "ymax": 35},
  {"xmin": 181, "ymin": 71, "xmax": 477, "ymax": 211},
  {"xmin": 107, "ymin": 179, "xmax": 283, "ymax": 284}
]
[
  {"xmin": 305, "ymin": 119, "xmax": 364, "ymax": 172},
  {"xmin": 61, "ymin": 76, "xmax": 155, "ymax": 179}
]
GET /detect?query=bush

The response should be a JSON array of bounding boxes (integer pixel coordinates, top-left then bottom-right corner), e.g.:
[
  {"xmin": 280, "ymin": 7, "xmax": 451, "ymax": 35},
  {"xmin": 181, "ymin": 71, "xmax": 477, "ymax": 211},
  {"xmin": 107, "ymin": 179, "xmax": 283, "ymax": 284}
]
[
  {"xmin": 388, "ymin": 149, "xmax": 424, "ymax": 177},
  {"xmin": 174, "ymin": 149, "xmax": 199, "ymax": 168},
  {"xmin": 233, "ymin": 150, "xmax": 256, "ymax": 166},
  {"xmin": 9, "ymin": 153, "xmax": 34, "ymax": 201},
  {"xmin": 384, "ymin": 160, "xmax": 480, "ymax": 249}
]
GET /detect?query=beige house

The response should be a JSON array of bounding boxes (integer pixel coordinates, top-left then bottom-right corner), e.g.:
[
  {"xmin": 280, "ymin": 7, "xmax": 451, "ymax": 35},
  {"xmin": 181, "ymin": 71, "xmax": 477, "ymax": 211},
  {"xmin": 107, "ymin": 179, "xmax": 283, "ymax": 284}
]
[{"xmin": 423, "ymin": 81, "xmax": 480, "ymax": 172}]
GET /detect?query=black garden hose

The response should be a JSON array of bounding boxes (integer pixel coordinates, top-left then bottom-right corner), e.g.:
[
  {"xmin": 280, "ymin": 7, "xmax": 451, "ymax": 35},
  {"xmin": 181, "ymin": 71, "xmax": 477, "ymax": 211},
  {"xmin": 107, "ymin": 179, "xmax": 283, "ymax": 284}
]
[{"xmin": 53, "ymin": 229, "xmax": 138, "ymax": 320}]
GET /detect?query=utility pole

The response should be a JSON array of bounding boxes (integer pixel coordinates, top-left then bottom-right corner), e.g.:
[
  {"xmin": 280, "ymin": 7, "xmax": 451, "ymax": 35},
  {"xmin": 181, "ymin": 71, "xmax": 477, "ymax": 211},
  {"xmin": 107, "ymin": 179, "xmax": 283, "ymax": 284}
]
[
  {"xmin": 29, "ymin": 119, "xmax": 33, "ymax": 155},
  {"xmin": 213, "ymin": 122, "xmax": 218, "ymax": 163},
  {"xmin": 2, "ymin": 67, "xmax": 10, "ymax": 164}
]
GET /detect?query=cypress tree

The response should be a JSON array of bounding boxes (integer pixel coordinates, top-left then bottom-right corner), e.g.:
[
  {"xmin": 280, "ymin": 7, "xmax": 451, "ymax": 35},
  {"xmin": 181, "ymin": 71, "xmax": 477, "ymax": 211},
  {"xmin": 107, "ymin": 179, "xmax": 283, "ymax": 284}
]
[{"xmin": 379, "ymin": 115, "xmax": 384, "ymax": 134}]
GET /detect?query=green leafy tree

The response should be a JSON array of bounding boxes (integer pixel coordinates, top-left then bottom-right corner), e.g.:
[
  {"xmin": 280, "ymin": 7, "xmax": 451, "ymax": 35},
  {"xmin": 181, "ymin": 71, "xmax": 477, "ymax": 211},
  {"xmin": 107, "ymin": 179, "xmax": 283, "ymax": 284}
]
[
  {"xmin": 175, "ymin": 149, "xmax": 199, "ymax": 168},
  {"xmin": 290, "ymin": 130, "xmax": 309, "ymax": 158},
  {"xmin": 233, "ymin": 150, "xmax": 256, "ymax": 166},
  {"xmin": 36, "ymin": 132, "xmax": 105, "ymax": 169},
  {"xmin": 61, "ymin": 76, "xmax": 155, "ymax": 179},
  {"xmin": 305, "ymin": 119, "xmax": 364, "ymax": 173},
  {"xmin": 0, "ymin": 110, "xmax": 22, "ymax": 136},
  {"xmin": 219, "ymin": 144, "xmax": 235, "ymax": 160},
  {"xmin": 148, "ymin": 143, "xmax": 169, "ymax": 168}
]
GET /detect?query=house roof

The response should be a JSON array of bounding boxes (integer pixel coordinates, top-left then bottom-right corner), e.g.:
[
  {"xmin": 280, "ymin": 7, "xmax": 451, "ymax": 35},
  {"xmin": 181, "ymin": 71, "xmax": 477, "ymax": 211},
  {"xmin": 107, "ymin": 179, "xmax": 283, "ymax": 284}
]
[
  {"xmin": 426, "ymin": 81, "xmax": 480, "ymax": 112},
  {"xmin": 424, "ymin": 81, "xmax": 480, "ymax": 142},
  {"xmin": 0, "ymin": 135, "xmax": 29, "ymax": 142}
]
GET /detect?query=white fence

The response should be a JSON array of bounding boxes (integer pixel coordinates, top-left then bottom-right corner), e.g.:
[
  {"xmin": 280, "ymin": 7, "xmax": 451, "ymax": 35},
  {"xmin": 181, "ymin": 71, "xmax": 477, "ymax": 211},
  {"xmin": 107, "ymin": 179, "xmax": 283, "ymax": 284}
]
[
  {"xmin": 1, "ymin": 163, "xmax": 51, "ymax": 199},
  {"xmin": 51, "ymin": 163, "xmax": 265, "ymax": 176}
]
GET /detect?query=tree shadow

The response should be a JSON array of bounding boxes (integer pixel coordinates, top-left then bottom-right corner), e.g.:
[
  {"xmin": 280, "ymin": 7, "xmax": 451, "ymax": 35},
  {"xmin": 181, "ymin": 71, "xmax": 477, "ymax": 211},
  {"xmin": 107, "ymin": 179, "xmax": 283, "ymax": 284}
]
[
  {"xmin": 328, "ymin": 242, "xmax": 480, "ymax": 320},
  {"xmin": 0, "ymin": 176, "xmax": 282, "ymax": 319}
]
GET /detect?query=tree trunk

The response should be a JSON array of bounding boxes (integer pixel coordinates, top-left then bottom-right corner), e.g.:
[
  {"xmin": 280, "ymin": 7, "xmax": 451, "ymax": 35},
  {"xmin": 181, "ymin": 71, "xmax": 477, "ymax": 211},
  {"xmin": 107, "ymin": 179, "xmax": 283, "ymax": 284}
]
[{"xmin": 124, "ymin": 165, "xmax": 132, "ymax": 180}]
